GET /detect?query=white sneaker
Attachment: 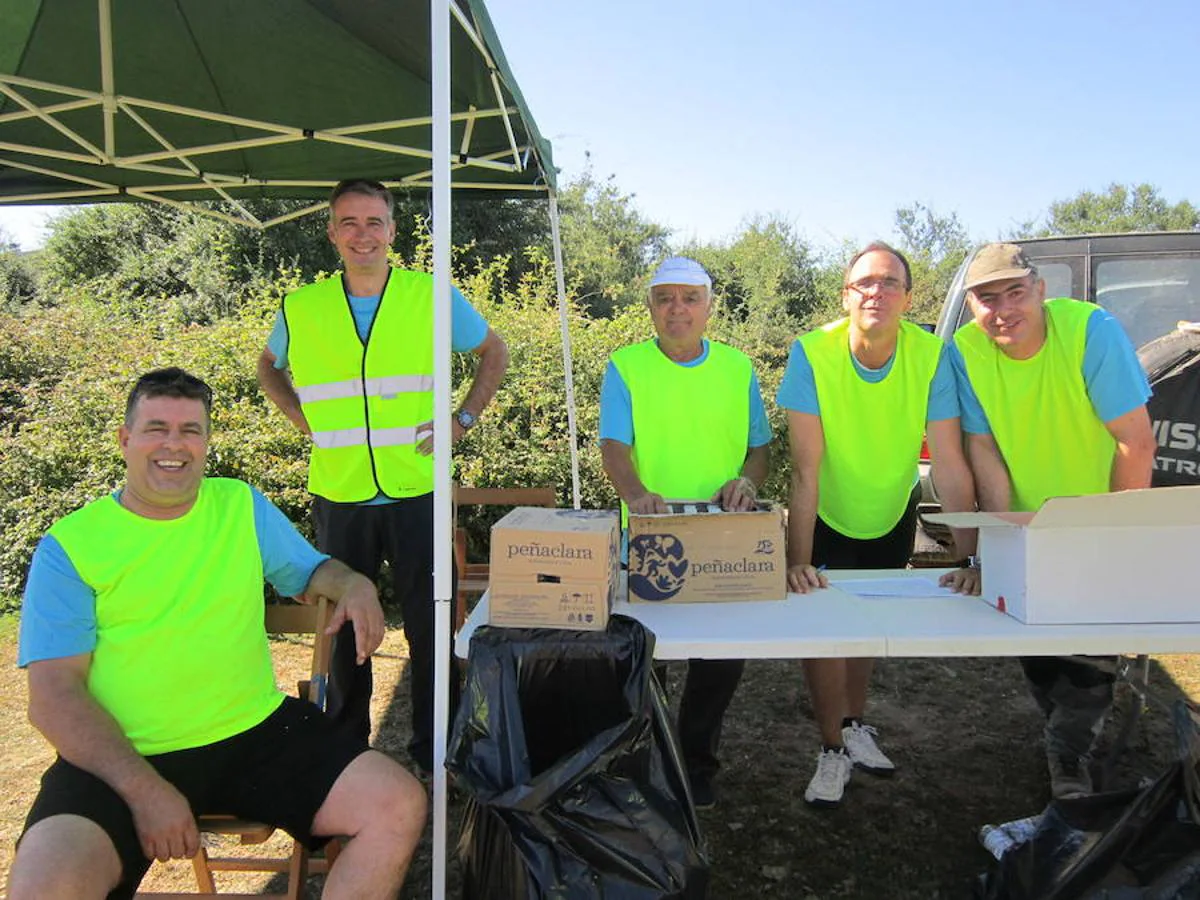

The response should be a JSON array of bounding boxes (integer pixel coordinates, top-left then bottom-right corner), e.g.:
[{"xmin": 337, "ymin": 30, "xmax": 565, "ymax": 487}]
[
  {"xmin": 842, "ymin": 722, "xmax": 896, "ymax": 776},
  {"xmin": 804, "ymin": 748, "xmax": 852, "ymax": 808}
]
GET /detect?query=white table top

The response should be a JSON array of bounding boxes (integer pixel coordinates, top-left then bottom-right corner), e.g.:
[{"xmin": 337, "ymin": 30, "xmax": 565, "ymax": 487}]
[{"xmin": 455, "ymin": 569, "xmax": 1200, "ymax": 661}]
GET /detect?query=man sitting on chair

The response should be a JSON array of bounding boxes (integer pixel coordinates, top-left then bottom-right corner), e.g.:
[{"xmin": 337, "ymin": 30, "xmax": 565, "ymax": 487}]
[{"xmin": 8, "ymin": 368, "xmax": 427, "ymax": 900}]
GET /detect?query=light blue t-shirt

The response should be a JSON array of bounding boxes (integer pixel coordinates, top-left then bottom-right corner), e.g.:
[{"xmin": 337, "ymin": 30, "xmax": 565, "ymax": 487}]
[
  {"xmin": 950, "ymin": 307, "xmax": 1151, "ymax": 434},
  {"xmin": 267, "ymin": 284, "xmax": 487, "ymax": 368},
  {"xmin": 598, "ymin": 339, "xmax": 772, "ymax": 447},
  {"xmin": 18, "ymin": 487, "xmax": 329, "ymax": 667},
  {"xmin": 775, "ymin": 339, "xmax": 960, "ymax": 421}
]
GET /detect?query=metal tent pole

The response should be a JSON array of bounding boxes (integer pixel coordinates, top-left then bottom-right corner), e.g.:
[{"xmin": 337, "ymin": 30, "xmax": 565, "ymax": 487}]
[
  {"xmin": 430, "ymin": 0, "xmax": 452, "ymax": 896},
  {"xmin": 548, "ymin": 190, "xmax": 582, "ymax": 509}
]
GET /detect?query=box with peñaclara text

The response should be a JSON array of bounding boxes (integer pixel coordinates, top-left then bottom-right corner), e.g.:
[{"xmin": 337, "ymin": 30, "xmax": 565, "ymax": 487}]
[
  {"xmin": 628, "ymin": 501, "xmax": 786, "ymax": 603},
  {"xmin": 487, "ymin": 507, "xmax": 619, "ymax": 630},
  {"xmin": 924, "ymin": 485, "xmax": 1200, "ymax": 624}
]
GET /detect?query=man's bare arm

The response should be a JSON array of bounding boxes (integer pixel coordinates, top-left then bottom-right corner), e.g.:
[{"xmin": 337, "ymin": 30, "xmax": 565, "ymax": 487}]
[
  {"xmin": 302, "ymin": 558, "xmax": 385, "ymax": 664},
  {"xmin": 458, "ymin": 327, "xmax": 509, "ymax": 420},
  {"xmin": 256, "ymin": 347, "xmax": 310, "ymax": 435},
  {"xmin": 27, "ymin": 655, "xmax": 199, "ymax": 862},
  {"xmin": 926, "ymin": 417, "xmax": 978, "ymax": 557},
  {"xmin": 1105, "ymin": 405, "xmax": 1155, "ymax": 492},
  {"xmin": 600, "ymin": 439, "xmax": 666, "ymax": 514},
  {"xmin": 965, "ymin": 432, "xmax": 1011, "ymax": 512},
  {"xmin": 785, "ymin": 411, "xmax": 827, "ymax": 593}
]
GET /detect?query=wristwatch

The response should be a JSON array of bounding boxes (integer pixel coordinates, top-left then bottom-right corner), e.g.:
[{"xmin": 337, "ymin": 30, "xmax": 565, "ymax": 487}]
[
  {"xmin": 967, "ymin": 554, "xmax": 982, "ymax": 570},
  {"xmin": 455, "ymin": 408, "xmax": 478, "ymax": 431}
]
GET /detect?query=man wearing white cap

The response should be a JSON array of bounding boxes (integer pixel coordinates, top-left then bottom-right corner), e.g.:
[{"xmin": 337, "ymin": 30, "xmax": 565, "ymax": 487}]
[
  {"xmin": 599, "ymin": 256, "xmax": 771, "ymax": 809},
  {"xmin": 948, "ymin": 242, "xmax": 1155, "ymax": 798}
]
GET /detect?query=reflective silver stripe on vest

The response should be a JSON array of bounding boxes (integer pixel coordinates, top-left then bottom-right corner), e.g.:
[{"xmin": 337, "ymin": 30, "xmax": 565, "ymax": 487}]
[
  {"xmin": 370, "ymin": 426, "xmax": 423, "ymax": 447},
  {"xmin": 365, "ymin": 375, "xmax": 434, "ymax": 397},
  {"xmin": 297, "ymin": 375, "xmax": 433, "ymax": 404},
  {"xmin": 296, "ymin": 379, "xmax": 363, "ymax": 403},
  {"xmin": 310, "ymin": 426, "xmax": 424, "ymax": 450},
  {"xmin": 310, "ymin": 427, "xmax": 368, "ymax": 449}
]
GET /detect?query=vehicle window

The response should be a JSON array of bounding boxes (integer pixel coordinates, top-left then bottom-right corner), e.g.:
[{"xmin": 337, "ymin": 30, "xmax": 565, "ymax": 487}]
[
  {"xmin": 1036, "ymin": 262, "xmax": 1073, "ymax": 301},
  {"xmin": 1095, "ymin": 257, "xmax": 1200, "ymax": 349}
]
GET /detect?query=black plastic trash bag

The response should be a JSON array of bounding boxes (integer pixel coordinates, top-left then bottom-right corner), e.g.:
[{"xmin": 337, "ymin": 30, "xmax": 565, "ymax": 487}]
[
  {"xmin": 447, "ymin": 614, "xmax": 709, "ymax": 899},
  {"xmin": 976, "ymin": 701, "xmax": 1200, "ymax": 899}
]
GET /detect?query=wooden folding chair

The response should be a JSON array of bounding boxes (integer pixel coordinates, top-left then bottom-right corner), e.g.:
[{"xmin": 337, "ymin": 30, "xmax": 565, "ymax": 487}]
[
  {"xmin": 135, "ymin": 598, "xmax": 338, "ymax": 899},
  {"xmin": 453, "ymin": 484, "xmax": 557, "ymax": 629}
]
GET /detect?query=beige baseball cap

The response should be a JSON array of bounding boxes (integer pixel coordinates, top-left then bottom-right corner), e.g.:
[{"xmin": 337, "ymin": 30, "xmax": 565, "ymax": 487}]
[{"xmin": 963, "ymin": 243, "xmax": 1035, "ymax": 291}]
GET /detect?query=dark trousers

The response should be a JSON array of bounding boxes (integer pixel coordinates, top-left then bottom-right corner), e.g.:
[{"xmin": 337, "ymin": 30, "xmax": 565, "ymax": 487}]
[
  {"xmin": 1019, "ymin": 655, "xmax": 1115, "ymax": 759},
  {"xmin": 313, "ymin": 493, "xmax": 459, "ymax": 770},
  {"xmin": 655, "ymin": 658, "xmax": 746, "ymax": 784}
]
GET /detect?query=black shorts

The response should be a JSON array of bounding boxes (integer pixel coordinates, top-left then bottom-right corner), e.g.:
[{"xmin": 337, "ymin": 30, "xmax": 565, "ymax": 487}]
[
  {"xmin": 21, "ymin": 696, "xmax": 369, "ymax": 900},
  {"xmin": 812, "ymin": 485, "xmax": 920, "ymax": 570}
]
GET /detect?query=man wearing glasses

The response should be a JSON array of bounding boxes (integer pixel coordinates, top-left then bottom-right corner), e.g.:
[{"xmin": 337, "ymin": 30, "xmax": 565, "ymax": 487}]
[
  {"xmin": 778, "ymin": 241, "xmax": 977, "ymax": 808},
  {"xmin": 947, "ymin": 243, "xmax": 1154, "ymax": 798},
  {"xmin": 257, "ymin": 179, "xmax": 509, "ymax": 773},
  {"xmin": 10, "ymin": 368, "xmax": 426, "ymax": 899}
]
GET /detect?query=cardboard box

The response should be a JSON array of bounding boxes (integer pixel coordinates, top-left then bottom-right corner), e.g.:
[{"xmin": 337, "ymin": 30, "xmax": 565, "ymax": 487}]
[
  {"xmin": 487, "ymin": 507, "xmax": 619, "ymax": 630},
  {"xmin": 628, "ymin": 502, "xmax": 786, "ymax": 603},
  {"xmin": 925, "ymin": 486, "xmax": 1200, "ymax": 624}
]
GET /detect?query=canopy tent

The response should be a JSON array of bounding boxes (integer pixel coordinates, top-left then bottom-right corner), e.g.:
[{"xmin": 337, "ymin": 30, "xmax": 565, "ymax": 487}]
[{"xmin": 0, "ymin": 1, "xmax": 582, "ymax": 896}]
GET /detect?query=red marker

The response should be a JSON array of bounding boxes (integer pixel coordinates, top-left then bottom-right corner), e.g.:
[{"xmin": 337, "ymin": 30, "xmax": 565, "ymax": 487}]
[{"xmin": 997, "ymin": 595, "xmax": 1007, "ymax": 613}]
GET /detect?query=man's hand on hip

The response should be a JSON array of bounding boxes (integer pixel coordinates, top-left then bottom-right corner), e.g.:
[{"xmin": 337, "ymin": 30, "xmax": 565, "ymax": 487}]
[{"xmin": 414, "ymin": 418, "xmax": 465, "ymax": 457}]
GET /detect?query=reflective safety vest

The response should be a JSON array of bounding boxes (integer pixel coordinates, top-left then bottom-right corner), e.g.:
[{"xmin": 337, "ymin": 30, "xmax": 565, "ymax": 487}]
[
  {"xmin": 955, "ymin": 298, "xmax": 1113, "ymax": 512},
  {"xmin": 49, "ymin": 478, "xmax": 282, "ymax": 755},
  {"xmin": 284, "ymin": 270, "xmax": 435, "ymax": 501},
  {"xmin": 611, "ymin": 339, "xmax": 751, "ymax": 520},
  {"xmin": 801, "ymin": 318, "xmax": 942, "ymax": 538}
]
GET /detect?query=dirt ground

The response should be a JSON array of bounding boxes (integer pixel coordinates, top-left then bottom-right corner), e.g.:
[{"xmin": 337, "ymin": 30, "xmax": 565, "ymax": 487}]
[{"xmin": 1, "ymin": 612, "xmax": 1198, "ymax": 899}]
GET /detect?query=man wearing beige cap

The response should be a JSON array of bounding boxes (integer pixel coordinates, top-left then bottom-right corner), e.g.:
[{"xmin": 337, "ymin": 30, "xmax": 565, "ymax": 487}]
[
  {"xmin": 946, "ymin": 242, "xmax": 1155, "ymax": 798},
  {"xmin": 599, "ymin": 256, "xmax": 771, "ymax": 809}
]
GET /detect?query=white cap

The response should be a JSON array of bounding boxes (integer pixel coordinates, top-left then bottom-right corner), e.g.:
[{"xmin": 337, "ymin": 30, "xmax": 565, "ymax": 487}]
[{"xmin": 649, "ymin": 256, "xmax": 712, "ymax": 291}]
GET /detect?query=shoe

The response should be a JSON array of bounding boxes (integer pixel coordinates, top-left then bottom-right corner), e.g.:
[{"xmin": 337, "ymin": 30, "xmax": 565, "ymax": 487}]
[
  {"xmin": 804, "ymin": 748, "xmax": 852, "ymax": 808},
  {"xmin": 689, "ymin": 777, "xmax": 717, "ymax": 811},
  {"xmin": 1048, "ymin": 753, "xmax": 1093, "ymax": 798},
  {"xmin": 842, "ymin": 721, "xmax": 896, "ymax": 776}
]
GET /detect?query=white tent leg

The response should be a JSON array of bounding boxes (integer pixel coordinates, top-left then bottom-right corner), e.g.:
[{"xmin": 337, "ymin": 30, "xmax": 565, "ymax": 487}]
[
  {"xmin": 548, "ymin": 191, "xmax": 582, "ymax": 509},
  {"xmin": 430, "ymin": 0, "xmax": 452, "ymax": 898}
]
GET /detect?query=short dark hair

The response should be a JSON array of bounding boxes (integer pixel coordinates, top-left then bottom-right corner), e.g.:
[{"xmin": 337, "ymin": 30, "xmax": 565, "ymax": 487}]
[
  {"xmin": 124, "ymin": 368, "xmax": 213, "ymax": 428},
  {"xmin": 329, "ymin": 179, "xmax": 395, "ymax": 220},
  {"xmin": 844, "ymin": 240, "xmax": 913, "ymax": 291}
]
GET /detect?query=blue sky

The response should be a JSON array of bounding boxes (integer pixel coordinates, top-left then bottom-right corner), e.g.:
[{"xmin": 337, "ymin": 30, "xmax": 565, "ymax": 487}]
[{"xmin": 3, "ymin": 0, "xmax": 1197, "ymax": 252}]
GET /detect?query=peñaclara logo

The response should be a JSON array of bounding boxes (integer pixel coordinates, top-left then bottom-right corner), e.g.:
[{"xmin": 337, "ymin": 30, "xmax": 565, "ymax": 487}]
[
  {"xmin": 690, "ymin": 558, "xmax": 776, "ymax": 576},
  {"xmin": 506, "ymin": 542, "xmax": 593, "ymax": 560},
  {"xmin": 629, "ymin": 533, "xmax": 688, "ymax": 601}
]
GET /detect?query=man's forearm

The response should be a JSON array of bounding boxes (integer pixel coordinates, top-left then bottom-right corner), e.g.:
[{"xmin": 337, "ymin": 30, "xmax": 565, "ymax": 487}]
[
  {"xmin": 1110, "ymin": 442, "xmax": 1153, "ymax": 492},
  {"xmin": 29, "ymin": 668, "xmax": 165, "ymax": 806},
  {"xmin": 256, "ymin": 350, "xmax": 309, "ymax": 434},
  {"xmin": 966, "ymin": 433, "xmax": 1012, "ymax": 512},
  {"xmin": 740, "ymin": 445, "xmax": 770, "ymax": 491},
  {"xmin": 600, "ymin": 440, "xmax": 649, "ymax": 503},
  {"xmin": 305, "ymin": 557, "xmax": 374, "ymax": 603},
  {"xmin": 787, "ymin": 471, "xmax": 818, "ymax": 567},
  {"xmin": 459, "ymin": 330, "xmax": 509, "ymax": 417}
]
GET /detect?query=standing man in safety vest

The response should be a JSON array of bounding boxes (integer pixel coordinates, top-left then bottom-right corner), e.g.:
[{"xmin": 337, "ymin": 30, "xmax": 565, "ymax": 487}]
[
  {"xmin": 257, "ymin": 179, "xmax": 509, "ymax": 772},
  {"xmin": 599, "ymin": 256, "xmax": 771, "ymax": 810},
  {"xmin": 779, "ymin": 241, "xmax": 977, "ymax": 809},
  {"xmin": 947, "ymin": 242, "xmax": 1154, "ymax": 798}
]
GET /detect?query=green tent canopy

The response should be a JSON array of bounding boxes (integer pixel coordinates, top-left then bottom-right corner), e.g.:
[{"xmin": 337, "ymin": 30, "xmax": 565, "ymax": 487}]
[{"xmin": 0, "ymin": 0, "xmax": 555, "ymax": 226}]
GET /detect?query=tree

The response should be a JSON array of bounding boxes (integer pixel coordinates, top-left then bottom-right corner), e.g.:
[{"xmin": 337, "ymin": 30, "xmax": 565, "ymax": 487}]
[
  {"xmin": 894, "ymin": 202, "xmax": 971, "ymax": 323},
  {"xmin": 553, "ymin": 162, "xmax": 670, "ymax": 317},
  {"xmin": 0, "ymin": 227, "xmax": 39, "ymax": 309},
  {"xmin": 1021, "ymin": 183, "xmax": 1200, "ymax": 237}
]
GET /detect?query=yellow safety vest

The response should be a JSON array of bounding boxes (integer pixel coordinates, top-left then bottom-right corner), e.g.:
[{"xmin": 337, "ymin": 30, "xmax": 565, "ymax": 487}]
[
  {"xmin": 284, "ymin": 269, "xmax": 435, "ymax": 502},
  {"xmin": 611, "ymin": 339, "xmax": 751, "ymax": 520},
  {"xmin": 801, "ymin": 318, "xmax": 942, "ymax": 538},
  {"xmin": 49, "ymin": 478, "xmax": 282, "ymax": 755},
  {"xmin": 955, "ymin": 298, "xmax": 1113, "ymax": 511}
]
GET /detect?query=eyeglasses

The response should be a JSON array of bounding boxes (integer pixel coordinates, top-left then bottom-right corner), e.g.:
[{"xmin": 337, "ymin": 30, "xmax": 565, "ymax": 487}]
[{"xmin": 845, "ymin": 277, "xmax": 907, "ymax": 295}]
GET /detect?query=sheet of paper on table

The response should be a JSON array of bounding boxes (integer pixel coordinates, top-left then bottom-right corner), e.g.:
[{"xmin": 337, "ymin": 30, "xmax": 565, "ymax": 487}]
[{"xmin": 828, "ymin": 577, "xmax": 954, "ymax": 598}]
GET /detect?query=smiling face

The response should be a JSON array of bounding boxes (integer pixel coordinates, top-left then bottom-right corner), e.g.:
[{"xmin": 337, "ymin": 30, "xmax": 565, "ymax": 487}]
[
  {"xmin": 842, "ymin": 249, "xmax": 912, "ymax": 338},
  {"xmin": 327, "ymin": 190, "xmax": 396, "ymax": 276},
  {"xmin": 965, "ymin": 274, "xmax": 1048, "ymax": 358},
  {"xmin": 118, "ymin": 395, "xmax": 209, "ymax": 519},
  {"xmin": 648, "ymin": 283, "xmax": 712, "ymax": 357}
]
